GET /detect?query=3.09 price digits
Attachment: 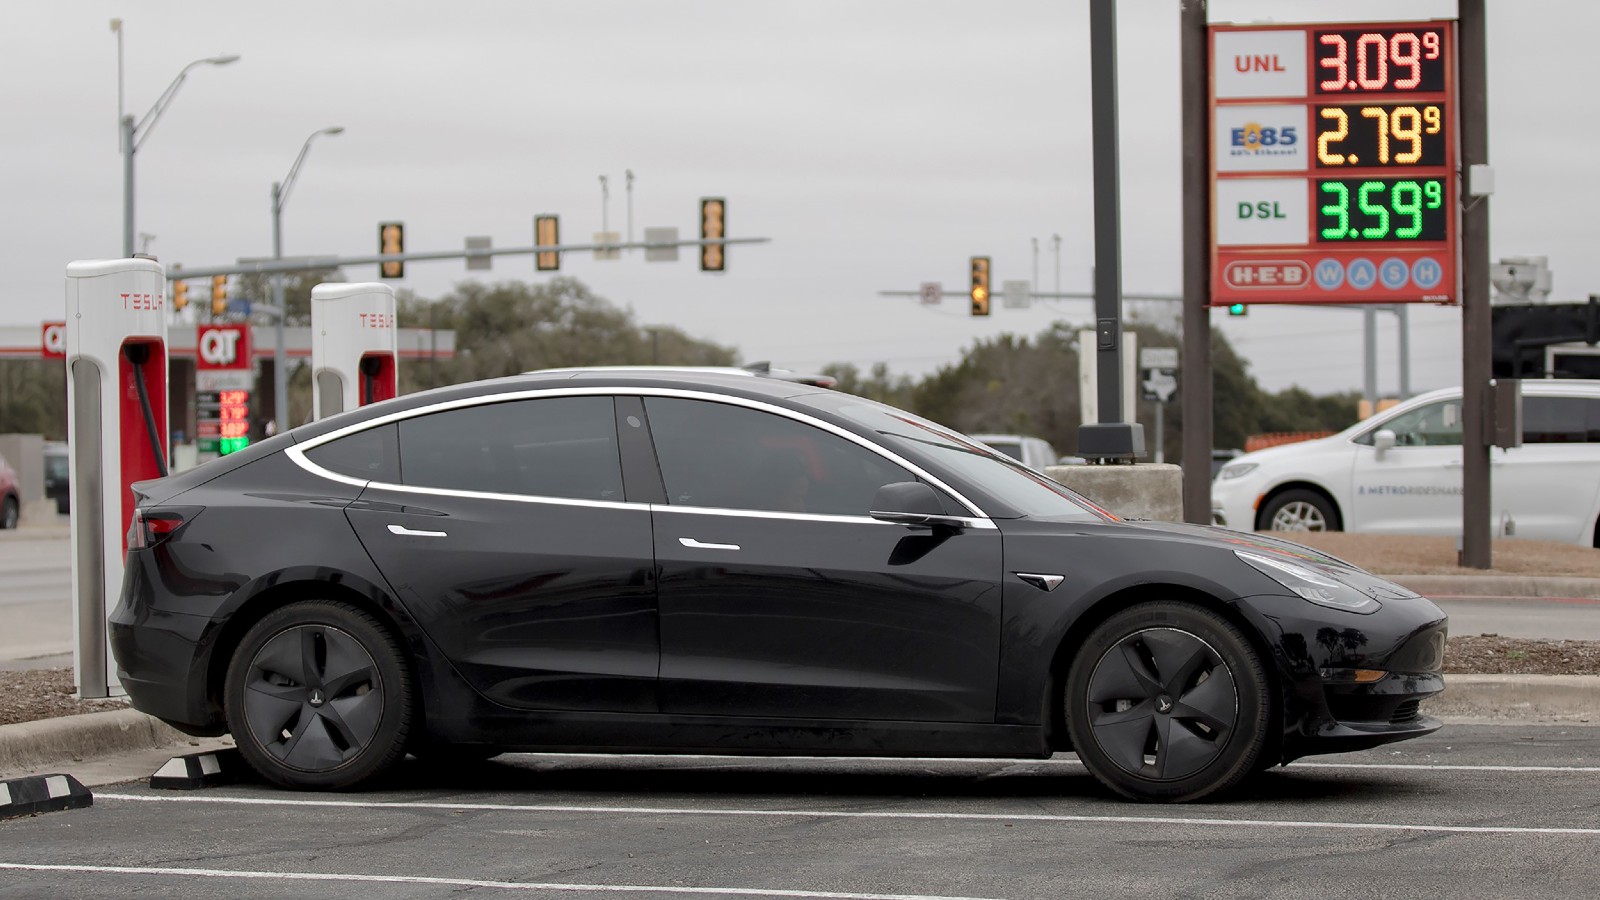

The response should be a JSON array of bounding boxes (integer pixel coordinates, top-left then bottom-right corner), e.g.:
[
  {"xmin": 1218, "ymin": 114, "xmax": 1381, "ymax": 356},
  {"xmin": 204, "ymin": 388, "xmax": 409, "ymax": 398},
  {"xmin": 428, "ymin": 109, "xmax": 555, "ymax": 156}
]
[
  {"xmin": 1316, "ymin": 28, "xmax": 1445, "ymax": 93},
  {"xmin": 1318, "ymin": 179, "xmax": 1445, "ymax": 242}
]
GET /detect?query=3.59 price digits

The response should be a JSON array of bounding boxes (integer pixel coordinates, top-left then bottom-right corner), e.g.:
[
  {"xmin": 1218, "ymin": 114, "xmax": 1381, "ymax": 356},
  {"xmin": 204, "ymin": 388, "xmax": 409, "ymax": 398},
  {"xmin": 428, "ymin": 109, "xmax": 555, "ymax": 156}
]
[
  {"xmin": 1316, "ymin": 28, "xmax": 1445, "ymax": 93},
  {"xmin": 1316, "ymin": 104, "xmax": 1444, "ymax": 167},
  {"xmin": 1318, "ymin": 179, "xmax": 1445, "ymax": 242}
]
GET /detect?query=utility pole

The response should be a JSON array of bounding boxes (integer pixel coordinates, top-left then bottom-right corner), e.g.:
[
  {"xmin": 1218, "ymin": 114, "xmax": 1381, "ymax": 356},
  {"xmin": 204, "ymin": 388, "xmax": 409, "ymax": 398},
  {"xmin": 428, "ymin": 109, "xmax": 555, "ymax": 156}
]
[
  {"xmin": 599, "ymin": 175, "xmax": 610, "ymax": 236},
  {"xmin": 1179, "ymin": 0, "xmax": 1212, "ymax": 523},
  {"xmin": 1459, "ymin": 0, "xmax": 1493, "ymax": 568},
  {"xmin": 626, "ymin": 170, "xmax": 635, "ymax": 248},
  {"xmin": 1031, "ymin": 237, "xmax": 1039, "ymax": 294},
  {"xmin": 1052, "ymin": 234, "xmax": 1062, "ymax": 296}
]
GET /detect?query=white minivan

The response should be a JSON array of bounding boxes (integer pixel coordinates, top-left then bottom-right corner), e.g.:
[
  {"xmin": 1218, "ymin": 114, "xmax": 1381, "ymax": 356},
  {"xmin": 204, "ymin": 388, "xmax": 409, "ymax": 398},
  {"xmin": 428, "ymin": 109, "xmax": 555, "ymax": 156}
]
[{"xmin": 1212, "ymin": 380, "xmax": 1600, "ymax": 546}]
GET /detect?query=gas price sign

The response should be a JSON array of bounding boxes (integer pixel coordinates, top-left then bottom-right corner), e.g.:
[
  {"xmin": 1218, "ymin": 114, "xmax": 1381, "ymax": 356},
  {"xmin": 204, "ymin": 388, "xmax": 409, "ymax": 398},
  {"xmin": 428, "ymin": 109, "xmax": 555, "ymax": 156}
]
[{"xmin": 1209, "ymin": 21, "xmax": 1457, "ymax": 306}]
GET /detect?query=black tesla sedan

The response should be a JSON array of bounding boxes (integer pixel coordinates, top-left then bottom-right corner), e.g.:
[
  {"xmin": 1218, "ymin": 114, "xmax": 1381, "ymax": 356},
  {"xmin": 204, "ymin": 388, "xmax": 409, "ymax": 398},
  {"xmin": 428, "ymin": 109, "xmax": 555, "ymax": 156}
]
[{"xmin": 111, "ymin": 369, "xmax": 1446, "ymax": 801}]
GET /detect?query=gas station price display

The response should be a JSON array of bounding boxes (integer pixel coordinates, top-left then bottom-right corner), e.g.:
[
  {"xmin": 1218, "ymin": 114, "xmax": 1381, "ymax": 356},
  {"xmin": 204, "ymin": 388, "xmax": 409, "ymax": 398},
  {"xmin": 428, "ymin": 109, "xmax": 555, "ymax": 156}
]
[{"xmin": 1210, "ymin": 21, "xmax": 1458, "ymax": 305}]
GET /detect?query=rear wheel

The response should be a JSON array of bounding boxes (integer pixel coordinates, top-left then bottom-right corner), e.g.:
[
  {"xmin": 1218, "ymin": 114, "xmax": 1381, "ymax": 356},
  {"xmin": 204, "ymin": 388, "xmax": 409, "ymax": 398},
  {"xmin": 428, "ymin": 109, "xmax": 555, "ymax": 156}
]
[
  {"xmin": 224, "ymin": 600, "xmax": 412, "ymax": 790},
  {"xmin": 1259, "ymin": 489, "xmax": 1340, "ymax": 532},
  {"xmin": 1065, "ymin": 601, "xmax": 1270, "ymax": 802},
  {"xmin": 1, "ymin": 496, "xmax": 17, "ymax": 529}
]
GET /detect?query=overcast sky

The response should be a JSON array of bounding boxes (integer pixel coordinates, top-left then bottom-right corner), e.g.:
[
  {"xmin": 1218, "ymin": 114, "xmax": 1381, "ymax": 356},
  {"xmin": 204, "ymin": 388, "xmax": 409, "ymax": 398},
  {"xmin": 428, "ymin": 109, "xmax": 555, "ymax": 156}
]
[{"xmin": 3, "ymin": 0, "xmax": 1591, "ymax": 397}]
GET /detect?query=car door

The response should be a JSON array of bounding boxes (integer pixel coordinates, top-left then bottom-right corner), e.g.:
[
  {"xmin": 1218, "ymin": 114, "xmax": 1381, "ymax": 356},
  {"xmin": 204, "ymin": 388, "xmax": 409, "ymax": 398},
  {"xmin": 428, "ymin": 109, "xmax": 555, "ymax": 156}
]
[
  {"xmin": 1348, "ymin": 397, "xmax": 1465, "ymax": 534},
  {"xmin": 642, "ymin": 395, "xmax": 1004, "ymax": 724},
  {"xmin": 321, "ymin": 394, "xmax": 660, "ymax": 713},
  {"xmin": 1491, "ymin": 394, "xmax": 1600, "ymax": 542}
]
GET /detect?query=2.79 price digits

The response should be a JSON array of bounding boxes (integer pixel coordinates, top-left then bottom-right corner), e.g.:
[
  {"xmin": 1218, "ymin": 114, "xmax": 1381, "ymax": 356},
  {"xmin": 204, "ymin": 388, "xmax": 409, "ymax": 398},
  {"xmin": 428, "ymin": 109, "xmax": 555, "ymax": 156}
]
[
  {"xmin": 1318, "ymin": 178, "xmax": 1445, "ymax": 242},
  {"xmin": 1316, "ymin": 104, "xmax": 1444, "ymax": 167}
]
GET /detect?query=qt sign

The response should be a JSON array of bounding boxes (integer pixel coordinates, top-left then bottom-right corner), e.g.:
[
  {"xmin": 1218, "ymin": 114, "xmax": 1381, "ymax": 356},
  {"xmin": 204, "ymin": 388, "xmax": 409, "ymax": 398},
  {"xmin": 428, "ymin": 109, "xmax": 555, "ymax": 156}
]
[
  {"xmin": 197, "ymin": 324, "xmax": 251, "ymax": 371},
  {"xmin": 41, "ymin": 321, "xmax": 66, "ymax": 360}
]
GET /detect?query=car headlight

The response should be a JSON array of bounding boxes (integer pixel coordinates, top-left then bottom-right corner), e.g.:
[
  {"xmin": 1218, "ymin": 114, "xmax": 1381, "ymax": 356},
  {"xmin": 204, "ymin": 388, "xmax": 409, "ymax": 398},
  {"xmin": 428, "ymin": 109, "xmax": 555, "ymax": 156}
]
[
  {"xmin": 1216, "ymin": 463, "xmax": 1258, "ymax": 481},
  {"xmin": 1235, "ymin": 550, "xmax": 1381, "ymax": 614}
]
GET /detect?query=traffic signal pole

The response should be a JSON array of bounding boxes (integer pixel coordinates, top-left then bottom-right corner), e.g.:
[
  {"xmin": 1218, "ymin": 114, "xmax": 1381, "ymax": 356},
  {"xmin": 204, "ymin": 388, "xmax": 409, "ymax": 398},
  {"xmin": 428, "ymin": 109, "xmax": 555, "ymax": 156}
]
[
  {"xmin": 1179, "ymin": 0, "xmax": 1213, "ymax": 523},
  {"xmin": 1078, "ymin": 0, "xmax": 1144, "ymax": 462},
  {"xmin": 1459, "ymin": 0, "xmax": 1493, "ymax": 568}
]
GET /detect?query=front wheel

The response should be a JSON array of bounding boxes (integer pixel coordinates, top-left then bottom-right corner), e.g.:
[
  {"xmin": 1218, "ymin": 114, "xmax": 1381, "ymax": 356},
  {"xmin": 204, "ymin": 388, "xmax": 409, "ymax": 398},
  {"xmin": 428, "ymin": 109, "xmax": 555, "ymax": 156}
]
[
  {"xmin": 1, "ymin": 496, "xmax": 17, "ymax": 529},
  {"xmin": 1259, "ymin": 489, "xmax": 1341, "ymax": 532},
  {"xmin": 1065, "ymin": 601, "xmax": 1271, "ymax": 802},
  {"xmin": 224, "ymin": 600, "xmax": 412, "ymax": 790}
]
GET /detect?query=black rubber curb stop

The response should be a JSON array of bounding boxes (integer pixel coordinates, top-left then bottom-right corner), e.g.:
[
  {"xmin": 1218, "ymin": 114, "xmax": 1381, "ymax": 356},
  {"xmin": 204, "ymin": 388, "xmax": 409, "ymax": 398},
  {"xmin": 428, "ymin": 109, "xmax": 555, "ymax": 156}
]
[
  {"xmin": 149, "ymin": 748, "xmax": 248, "ymax": 790},
  {"xmin": 0, "ymin": 774, "xmax": 93, "ymax": 820}
]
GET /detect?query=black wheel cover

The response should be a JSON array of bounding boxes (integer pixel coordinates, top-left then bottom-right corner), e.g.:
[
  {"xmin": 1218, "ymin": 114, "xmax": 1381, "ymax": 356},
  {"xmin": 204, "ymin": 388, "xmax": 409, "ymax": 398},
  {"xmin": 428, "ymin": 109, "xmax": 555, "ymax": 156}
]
[
  {"xmin": 241, "ymin": 624, "xmax": 385, "ymax": 772},
  {"xmin": 1085, "ymin": 627, "xmax": 1239, "ymax": 781}
]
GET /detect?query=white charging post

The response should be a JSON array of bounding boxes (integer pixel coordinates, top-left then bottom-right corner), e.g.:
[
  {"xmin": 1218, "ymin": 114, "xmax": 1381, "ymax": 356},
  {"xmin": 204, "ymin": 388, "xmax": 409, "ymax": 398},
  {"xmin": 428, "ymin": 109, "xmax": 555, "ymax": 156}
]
[
  {"xmin": 65, "ymin": 258, "xmax": 169, "ymax": 699},
  {"xmin": 311, "ymin": 282, "xmax": 398, "ymax": 421}
]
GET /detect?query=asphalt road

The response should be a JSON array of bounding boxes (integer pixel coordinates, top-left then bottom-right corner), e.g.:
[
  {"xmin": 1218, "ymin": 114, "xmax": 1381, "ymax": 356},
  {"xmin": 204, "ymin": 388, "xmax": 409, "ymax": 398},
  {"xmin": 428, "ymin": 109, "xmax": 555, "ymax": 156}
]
[
  {"xmin": 1, "ymin": 726, "xmax": 1598, "ymax": 899},
  {"xmin": 0, "ymin": 529, "xmax": 71, "ymax": 665}
]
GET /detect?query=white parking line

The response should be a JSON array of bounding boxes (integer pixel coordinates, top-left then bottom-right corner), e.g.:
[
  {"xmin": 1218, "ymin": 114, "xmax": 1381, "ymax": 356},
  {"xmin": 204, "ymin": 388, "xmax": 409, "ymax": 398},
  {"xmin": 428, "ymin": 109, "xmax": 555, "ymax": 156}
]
[
  {"xmin": 94, "ymin": 793, "xmax": 1600, "ymax": 837},
  {"xmin": 0, "ymin": 863, "xmax": 999, "ymax": 900}
]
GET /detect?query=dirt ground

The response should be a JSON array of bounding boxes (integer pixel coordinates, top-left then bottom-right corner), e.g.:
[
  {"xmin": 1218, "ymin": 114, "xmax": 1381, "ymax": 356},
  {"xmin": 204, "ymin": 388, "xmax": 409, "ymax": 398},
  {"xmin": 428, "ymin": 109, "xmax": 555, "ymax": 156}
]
[{"xmin": 1282, "ymin": 532, "xmax": 1600, "ymax": 577}]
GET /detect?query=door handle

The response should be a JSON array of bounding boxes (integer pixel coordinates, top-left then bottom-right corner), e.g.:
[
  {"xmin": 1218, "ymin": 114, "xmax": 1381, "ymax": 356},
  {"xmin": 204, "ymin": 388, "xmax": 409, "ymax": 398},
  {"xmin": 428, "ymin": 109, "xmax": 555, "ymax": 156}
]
[
  {"xmin": 679, "ymin": 537, "xmax": 740, "ymax": 551},
  {"xmin": 388, "ymin": 524, "xmax": 447, "ymax": 538}
]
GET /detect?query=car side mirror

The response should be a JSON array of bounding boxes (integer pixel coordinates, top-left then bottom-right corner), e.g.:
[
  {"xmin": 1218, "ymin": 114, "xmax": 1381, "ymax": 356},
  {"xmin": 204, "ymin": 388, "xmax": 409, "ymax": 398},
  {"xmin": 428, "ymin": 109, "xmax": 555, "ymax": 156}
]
[
  {"xmin": 1373, "ymin": 429, "xmax": 1396, "ymax": 459},
  {"xmin": 870, "ymin": 482, "xmax": 970, "ymax": 528}
]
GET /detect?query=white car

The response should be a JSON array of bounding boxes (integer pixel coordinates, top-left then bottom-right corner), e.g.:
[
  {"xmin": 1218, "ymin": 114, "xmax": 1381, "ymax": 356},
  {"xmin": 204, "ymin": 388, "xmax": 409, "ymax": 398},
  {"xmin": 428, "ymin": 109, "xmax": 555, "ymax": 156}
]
[
  {"xmin": 968, "ymin": 434, "xmax": 1069, "ymax": 470},
  {"xmin": 1212, "ymin": 380, "xmax": 1600, "ymax": 546}
]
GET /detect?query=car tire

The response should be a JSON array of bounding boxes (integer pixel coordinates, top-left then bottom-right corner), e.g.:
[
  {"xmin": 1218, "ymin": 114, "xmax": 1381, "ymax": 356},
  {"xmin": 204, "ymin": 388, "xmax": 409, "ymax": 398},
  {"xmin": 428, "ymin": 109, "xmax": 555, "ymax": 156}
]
[
  {"xmin": 224, "ymin": 600, "xmax": 412, "ymax": 790},
  {"xmin": 1259, "ymin": 489, "xmax": 1341, "ymax": 532},
  {"xmin": 1065, "ymin": 601, "xmax": 1271, "ymax": 802},
  {"xmin": 0, "ymin": 495, "xmax": 17, "ymax": 529}
]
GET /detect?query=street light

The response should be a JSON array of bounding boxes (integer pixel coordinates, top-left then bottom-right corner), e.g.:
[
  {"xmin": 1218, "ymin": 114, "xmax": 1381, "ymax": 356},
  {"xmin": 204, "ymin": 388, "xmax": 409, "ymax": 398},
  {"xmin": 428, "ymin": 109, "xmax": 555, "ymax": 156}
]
[
  {"xmin": 113, "ymin": 20, "xmax": 240, "ymax": 257},
  {"xmin": 270, "ymin": 126, "xmax": 345, "ymax": 434}
]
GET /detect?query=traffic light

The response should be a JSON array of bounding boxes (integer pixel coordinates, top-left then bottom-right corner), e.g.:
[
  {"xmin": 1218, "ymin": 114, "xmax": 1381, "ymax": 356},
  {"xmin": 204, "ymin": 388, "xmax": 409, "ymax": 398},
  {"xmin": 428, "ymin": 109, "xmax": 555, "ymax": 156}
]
[
  {"xmin": 379, "ymin": 222, "xmax": 405, "ymax": 278},
  {"xmin": 970, "ymin": 257, "xmax": 991, "ymax": 316},
  {"xmin": 700, "ymin": 197, "xmax": 725, "ymax": 272},
  {"xmin": 534, "ymin": 215, "xmax": 559, "ymax": 271},
  {"xmin": 1228, "ymin": 302, "xmax": 1248, "ymax": 316},
  {"xmin": 210, "ymin": 275, "xmax": 228, "ymax": 317},
  {"xmin": 172, "ymin": 280, "xmax": 188, "ymax": 312}
]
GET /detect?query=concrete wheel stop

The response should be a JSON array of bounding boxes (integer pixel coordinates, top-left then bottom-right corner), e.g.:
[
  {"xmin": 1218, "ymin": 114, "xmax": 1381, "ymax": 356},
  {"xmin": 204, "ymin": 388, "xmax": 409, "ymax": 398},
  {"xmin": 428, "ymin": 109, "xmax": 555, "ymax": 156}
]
[
  {"xmin": 149, "ymin": 747, "xmax": 249, "ymax": 790},
  {"xmin": 0, "ymin": 773, "xmax": 93, "ymax": 820}
]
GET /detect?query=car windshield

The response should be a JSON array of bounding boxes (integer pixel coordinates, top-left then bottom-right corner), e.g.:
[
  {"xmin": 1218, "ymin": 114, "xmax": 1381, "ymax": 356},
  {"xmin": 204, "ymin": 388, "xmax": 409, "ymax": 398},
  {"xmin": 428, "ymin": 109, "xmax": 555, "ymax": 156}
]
[{"xmin": 796, "ymin": 394, "xmax": 1112, "ymax": 521}]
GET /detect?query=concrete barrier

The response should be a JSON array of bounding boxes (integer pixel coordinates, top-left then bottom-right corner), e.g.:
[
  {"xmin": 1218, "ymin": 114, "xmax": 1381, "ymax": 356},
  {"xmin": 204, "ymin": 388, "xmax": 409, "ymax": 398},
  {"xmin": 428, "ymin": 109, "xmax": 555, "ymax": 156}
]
[{"xmin": 1044, "ymin": 463, "xmax": 1184, "ymax": 522}]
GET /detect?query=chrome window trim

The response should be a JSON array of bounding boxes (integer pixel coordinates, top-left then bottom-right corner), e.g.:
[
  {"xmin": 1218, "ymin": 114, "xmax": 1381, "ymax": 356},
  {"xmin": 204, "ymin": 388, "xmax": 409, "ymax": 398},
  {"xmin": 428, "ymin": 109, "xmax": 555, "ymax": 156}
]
[
  {"xmin": 650, "ymin": 503, "xmax": 995, "ymax": 530},
  {"xmin": 284, "ymin": 385, "xmax": 994, "ymax": 522}
]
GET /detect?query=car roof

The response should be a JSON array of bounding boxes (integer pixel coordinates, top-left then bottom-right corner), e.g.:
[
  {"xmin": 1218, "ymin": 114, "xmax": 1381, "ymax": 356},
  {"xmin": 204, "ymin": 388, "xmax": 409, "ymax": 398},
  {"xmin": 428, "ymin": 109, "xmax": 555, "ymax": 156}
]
[{"xmin": 287, "ymin": 367, "xmax": 834, "ymax": 444}]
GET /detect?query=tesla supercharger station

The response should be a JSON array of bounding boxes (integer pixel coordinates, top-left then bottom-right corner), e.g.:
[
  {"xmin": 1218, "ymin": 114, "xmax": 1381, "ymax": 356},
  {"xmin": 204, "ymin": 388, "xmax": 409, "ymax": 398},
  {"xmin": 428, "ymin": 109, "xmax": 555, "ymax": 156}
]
[
  {"xmin": 311, "ymin": 282, "xmax": 398, "ymax": 420},
  {"xmin": 65, "ymin": 258, "xmax": 168, "ymax": 699}
]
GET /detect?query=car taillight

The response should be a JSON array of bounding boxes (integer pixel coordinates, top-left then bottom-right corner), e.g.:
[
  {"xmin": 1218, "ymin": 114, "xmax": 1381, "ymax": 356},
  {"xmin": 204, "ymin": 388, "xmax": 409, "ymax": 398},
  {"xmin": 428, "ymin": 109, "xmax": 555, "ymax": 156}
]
[{"xmin": 128, "ymin": 507, "xmax": 198, "ymax": 550}]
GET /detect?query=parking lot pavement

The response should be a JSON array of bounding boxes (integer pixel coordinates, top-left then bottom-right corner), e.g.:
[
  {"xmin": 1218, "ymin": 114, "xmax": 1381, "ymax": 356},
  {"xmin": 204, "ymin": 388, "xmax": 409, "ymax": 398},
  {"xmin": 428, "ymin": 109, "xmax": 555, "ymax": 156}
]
[{"xmin": 1, "ymin": 725, "xmax": 1598, "ymax": 899}]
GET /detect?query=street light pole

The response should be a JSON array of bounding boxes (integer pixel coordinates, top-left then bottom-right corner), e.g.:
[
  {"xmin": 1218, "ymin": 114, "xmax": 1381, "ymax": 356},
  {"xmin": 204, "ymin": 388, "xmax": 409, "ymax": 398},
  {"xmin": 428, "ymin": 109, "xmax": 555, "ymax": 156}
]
[
  {"xmin": 270, "ymin": 127, "xmax": 344, "ymax": 434},
  {"xmin": 115, "ymin": 36, "xmax": 239, "ymax": 257}
]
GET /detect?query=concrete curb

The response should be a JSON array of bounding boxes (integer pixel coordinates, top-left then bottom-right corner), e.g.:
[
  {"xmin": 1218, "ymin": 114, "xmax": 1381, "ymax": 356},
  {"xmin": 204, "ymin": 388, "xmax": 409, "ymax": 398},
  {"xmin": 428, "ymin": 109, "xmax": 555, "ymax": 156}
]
[
  {"xmin": 0, "ymin": 708, "xmax": 190, "ymax": 778},
  {"xmin": 1394, "ymin": 574, "xmax": 1600, "ymax": 600},
  {"xmin": 1425, "ymin": 674, "xmax": 1599, "ymax": 723}
]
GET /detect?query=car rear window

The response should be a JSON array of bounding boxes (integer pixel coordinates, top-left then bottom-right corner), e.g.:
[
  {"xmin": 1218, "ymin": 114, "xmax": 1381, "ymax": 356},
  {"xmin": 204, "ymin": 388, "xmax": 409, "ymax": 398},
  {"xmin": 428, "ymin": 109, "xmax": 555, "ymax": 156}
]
[{"xmin": 303, "ymin": 423, "xmax": 400, "ymax": 483}]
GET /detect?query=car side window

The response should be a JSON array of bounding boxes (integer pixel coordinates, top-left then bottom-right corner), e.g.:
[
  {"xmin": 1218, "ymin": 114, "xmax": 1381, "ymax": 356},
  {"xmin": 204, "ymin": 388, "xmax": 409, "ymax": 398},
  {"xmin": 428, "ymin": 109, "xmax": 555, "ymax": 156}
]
[
  {"xmin": 304, "ymin": 423, "xmax": 400, "ymax": 482},
  {"xmin": 1520, "ymin": 396, "xmax": 1600, "ymax": 444},
  {"xmin": 397, "ymin": 396, "xmax": 624, "ymax": 501},
  {"xmin": 1359, "ymin": 400, "xmax": 1463, "ymax": 447},
  {"xmin": 643, "ymin": 397, "xmax": 914, "ymax": 517}
]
